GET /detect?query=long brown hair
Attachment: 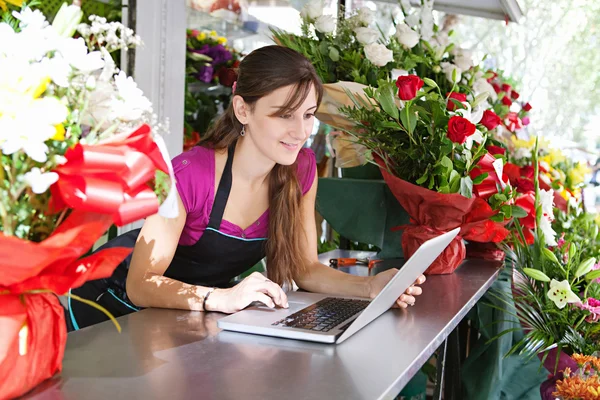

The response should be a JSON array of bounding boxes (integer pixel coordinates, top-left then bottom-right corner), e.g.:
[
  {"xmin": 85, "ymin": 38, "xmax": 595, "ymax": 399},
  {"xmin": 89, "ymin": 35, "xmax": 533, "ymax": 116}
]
[{"xmin": 200, "ymin": 45, "xmax": 324, "ymax": 287}]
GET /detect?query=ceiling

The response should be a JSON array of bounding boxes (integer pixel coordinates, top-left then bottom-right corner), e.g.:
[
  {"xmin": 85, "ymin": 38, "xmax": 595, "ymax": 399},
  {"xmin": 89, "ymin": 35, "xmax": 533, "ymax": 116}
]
[{"xmin": 407, "ymin": 0, "xmax": 525, "ymax": 23}]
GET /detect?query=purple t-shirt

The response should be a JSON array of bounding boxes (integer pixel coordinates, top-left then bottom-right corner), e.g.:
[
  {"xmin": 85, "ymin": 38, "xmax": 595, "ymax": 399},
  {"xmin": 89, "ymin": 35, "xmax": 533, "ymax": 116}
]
[{"xmin": 173, "ymin": 146, "xmax": 316, "ymax": 245}]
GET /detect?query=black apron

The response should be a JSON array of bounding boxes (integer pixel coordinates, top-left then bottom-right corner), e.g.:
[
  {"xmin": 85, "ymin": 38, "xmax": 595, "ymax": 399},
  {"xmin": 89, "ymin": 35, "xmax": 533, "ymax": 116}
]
[{"xmin": 68, "ymin": 145, "xmax": 267, "ymax": 330}]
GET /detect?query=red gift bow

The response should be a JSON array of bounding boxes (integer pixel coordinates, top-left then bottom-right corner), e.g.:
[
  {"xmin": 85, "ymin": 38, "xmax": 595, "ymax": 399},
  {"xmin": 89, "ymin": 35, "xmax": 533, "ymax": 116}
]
[
  {"xmin": 470, "ymin": 153, "xmax": 506, "ymax": 200},
  {"xmin": 50, "ymin": 124, "xmax": 170, "ymax": 226}
]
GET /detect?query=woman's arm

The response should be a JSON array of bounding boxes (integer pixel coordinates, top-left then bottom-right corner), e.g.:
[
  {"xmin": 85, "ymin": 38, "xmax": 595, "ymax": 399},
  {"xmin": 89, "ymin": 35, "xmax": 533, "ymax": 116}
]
[
  {"xmin": 125, "ymin": 192, "xmax": 211, "ymax": 310},
  {"xmin": 126, "ymin": 192, "xmax": 288, "ymax": 312},
  {"xmin": 294, "ymin": 174, "xmax": 424, "ymax": 307}
]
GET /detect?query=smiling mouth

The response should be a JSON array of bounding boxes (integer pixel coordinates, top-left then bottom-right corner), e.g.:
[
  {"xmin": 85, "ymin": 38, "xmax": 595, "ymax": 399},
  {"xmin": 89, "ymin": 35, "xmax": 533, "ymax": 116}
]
[{"xmin": 280, "ymin": 141, "xmax": 300, "ymax": 150}]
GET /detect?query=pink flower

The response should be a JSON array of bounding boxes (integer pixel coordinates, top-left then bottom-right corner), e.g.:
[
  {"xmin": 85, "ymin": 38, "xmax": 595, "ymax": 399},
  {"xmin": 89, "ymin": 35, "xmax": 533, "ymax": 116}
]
[
  {"xmin": 576, "ymin": 298, "xmax": 600, "ymax": 322},
  {"xmin": 592, "ymin": 262, "xmax": 600, "ymax": 284},
  {"xmin": 557, "ymin": 233, "xmax": 566, "ymax": 249}
]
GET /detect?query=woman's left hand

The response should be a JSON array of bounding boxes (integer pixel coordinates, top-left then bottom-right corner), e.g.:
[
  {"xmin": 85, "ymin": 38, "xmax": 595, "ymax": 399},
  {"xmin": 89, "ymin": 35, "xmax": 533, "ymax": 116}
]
[{"xmin": 367, "ymin": 269, "xmax": 426, "ymax": 309}]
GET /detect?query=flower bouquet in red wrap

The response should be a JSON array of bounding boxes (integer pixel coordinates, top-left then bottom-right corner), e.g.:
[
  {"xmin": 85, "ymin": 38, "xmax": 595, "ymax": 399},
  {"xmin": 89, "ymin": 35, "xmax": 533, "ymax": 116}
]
[
  {"xmin": 0, "ymin": 4, "xmax": 178, "ymax": 398},
  {"xmin": 341, "ymin": 74, "xmax": 523, "ymax": 274}
]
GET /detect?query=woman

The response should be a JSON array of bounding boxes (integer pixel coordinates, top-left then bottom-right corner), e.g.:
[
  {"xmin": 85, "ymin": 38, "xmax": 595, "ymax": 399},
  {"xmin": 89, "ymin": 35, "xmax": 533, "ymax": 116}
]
[{"xmin": 68, "ymin": 46, "xmax": 425, "ymax": 330}]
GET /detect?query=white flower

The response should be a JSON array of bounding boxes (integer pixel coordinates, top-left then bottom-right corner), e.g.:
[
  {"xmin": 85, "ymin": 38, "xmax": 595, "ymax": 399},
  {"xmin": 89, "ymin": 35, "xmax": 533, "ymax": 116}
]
[
  {"xmin": 300, "ymin": 0, "xmax": 323, "ymax": 20},
  {"xmin": 354, "ymin": 27, "xmax": 379, "ymax": 45},
  {"xmin": 364, "ymin": 43, "xmax": 393, "ymax": 67},
  {"xmin": 12, "ymin": 8, "xmax": 48, "ymax": 31},
  {"xmin": 539, "ymin": 189, "xmax": 555, "ymax": 220},
  {"xmin": 357, "ymin": 7, "xmax": 375, "ymax": 25},
  {"xmin": 539, "ymin": 216, "xmax": 558, "ymax": 246},
  {"xmin": 40, "ymin": 56, "xmax": 71, "ymax": 88},
  {"xmin": 440, "ymin": 62, "xmax": 462, "ymax": 83},
  {"xmin": 391, "ymin": 69, "xmax": 409, "ymax": 80},
  {"xmin": 464, "ymin": 130, "xmax": 484, "ymax": 150},
  {"xmin": 58, "ymin": 37, "xmax": 104, "ymax": 73},
  {"xmin": 419, "ymin": 3, "xmax": 435, "ymax": 41},
  {"xmin": 513, "ymin": 147, "xmax": 531, "ymax": 161},
  {"xmin": 23, "ymin": 168, "xmax": 59, "ymax": 194},
  {"xmin": 395, "ymin": 23, "xmax": 420, "ymax": 48},
  {"xmin": 314, "ymin": 15, "xmax": 335, "ymax": 34},
  {"xmin": 52, "ymin": 3, "xmax": 83, "ymax": 38},
  {"xmin": 473, "ymin": 78, "xmax": 498, "ymax": 102},
  {"xmin": 400, "ymin": 0, "xmax": 412, "ymax": 13},
  {"xmin": 453, "ymin": 48, "xmax": 474, "ymax": 71},
  {"xmin": 405, "ymin": 13, "xmax": 420, "ymax": 28},
  {"xmin": 547, "ymin": 279, "xmax": 579, "ymax": 309},
  {"xmin": 112, "ymin": 71, "xmax": 153, "ymax": 121}
]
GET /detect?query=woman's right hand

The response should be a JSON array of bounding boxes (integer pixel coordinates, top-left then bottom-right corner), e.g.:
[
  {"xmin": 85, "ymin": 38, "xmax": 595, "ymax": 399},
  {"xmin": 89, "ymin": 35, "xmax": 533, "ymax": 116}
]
[{"xmin": 205, "ymin": 272, "xmax": 289, "ymax": 314}]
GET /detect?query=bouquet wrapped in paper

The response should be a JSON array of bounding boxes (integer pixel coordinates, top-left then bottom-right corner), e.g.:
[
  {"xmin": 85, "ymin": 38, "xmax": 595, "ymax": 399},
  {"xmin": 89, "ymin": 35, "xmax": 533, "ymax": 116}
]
[
  {"xmin": 0, "ymin": 4, "xmax": 178, "ymax": 397},
  {"xmin": 342, "ymin": 74, "xmax": 519, "ymax": 274}
]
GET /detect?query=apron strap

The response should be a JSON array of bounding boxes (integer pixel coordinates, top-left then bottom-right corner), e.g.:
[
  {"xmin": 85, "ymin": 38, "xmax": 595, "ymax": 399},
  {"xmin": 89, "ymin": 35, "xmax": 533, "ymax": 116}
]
[{"xmin": 208, "ymin": 145, "xmax": 235, "ymax": 229}]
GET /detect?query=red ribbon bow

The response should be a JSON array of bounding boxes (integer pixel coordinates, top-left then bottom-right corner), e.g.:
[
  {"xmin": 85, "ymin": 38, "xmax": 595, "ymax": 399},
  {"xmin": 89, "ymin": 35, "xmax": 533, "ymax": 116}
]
[{"xmin": 50, "ymin": 124, "xmax": 170, "ymax": 226}]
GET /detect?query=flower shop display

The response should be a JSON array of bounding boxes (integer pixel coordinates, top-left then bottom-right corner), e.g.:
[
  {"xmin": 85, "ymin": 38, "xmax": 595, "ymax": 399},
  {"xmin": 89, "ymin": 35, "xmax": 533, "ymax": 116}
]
[
  {"xmin": 494, "ymin": 139, "xmax": 599, "ymax": 400},
  {"xmin": 184, "ymin": 29, "xmax": 241, "ymax": 149},
  {"xmin": 0, "ymin": 4, "xmax": 177, "ymax": 398}
]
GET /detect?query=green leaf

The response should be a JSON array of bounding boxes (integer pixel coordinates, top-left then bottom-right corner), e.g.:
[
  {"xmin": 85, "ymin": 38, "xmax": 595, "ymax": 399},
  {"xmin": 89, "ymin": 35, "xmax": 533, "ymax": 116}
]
[
  {"xmin": 585, "ymin": 269, "xmax": 600, "ymax": 281},
  {"xmin": 449, "ymin": 170, "xmax": 461, "ymax": 193},
  {"xmin": 439, "ymin": 185, "xmax": 450, "ymax": 193},
  {"xmin": 408, "ymin": 107, "xmax": 417, "ymax": 134},
  {"xmin": 511, "ymin": 205, "xmax": 528, "ymax": 218},
  {"xmin": 542, "ymin": 248, "xmax": 560, "ymax": 266},
  {"xmin": 378, "ymin": 84, "xmax": 399, "ymax": 120},
  {"xmin": 523, "ymin": 268, "xmax": 551, "ymax": 282},
  {"xmin": 569, "ymin": 243, "xmax": 577, "ymax": 261},
  {"xmin": 501, "ymin": 205, "xmax": 513, "ymax": 219},
  {"xmin": 440, "ymin": 156, "xmax": 453, "ymax": 175},
  {"xmin": 472, "ymin": 172, "xmax": 488, "ymax": 185},
  {"xmin": 459, "ymin": 176, "xmax": 473, "ymax": 198},
  {"xmin": 575, "ymin": 258, "xmax": 596, "ymax": 278},
  {"xmin": 416, "ymin": 172, "xmax": 429, "ymax": 185}
]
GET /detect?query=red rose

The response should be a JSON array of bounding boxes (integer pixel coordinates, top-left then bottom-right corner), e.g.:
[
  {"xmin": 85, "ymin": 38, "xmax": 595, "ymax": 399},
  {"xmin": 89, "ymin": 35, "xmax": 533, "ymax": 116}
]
[
  {"xmin": 501, "ymin": 96, "xmax": 513, "ymax": 106},
  {"xmin": 501, "ymin": 83, "xmax": 512, "ymax": 93},
  {"xmin": 395, "ymin": 75, "xmax": 424, "ymax": 101},
  {"xmin": 232, "ymin": 60, "xmax": 241, "ymax": 68},
  {"xmin": 520, "ymin": 165, "xmax": 535, "ymax": 179},
  {"xmin": 523, "ymin": 102, "xmax": 532, "ymax": 112},
  {"xmin": 487, "ymin": 145, "xmax": 506, "ymax": 156},
  {"xmin": 515, "ymin": 178, "xmax": 535, "ymax": 193},
  {"xmin": 446, "ymin": 92, "xmax": 467, "ymax": 111},
  {"xmin": 486, "ymin": 71, "xmax": 498, "ymax": 82},
  {"xmin": 492, "ymin": 83, "xmax": 501, "ymax": 93},
  {"xmin": 217, "ymin": 67, "xmax": 237, "ymax": 87},
  {"xmin": 522, "ymin": 116, "xmax": 531, "ymax": 125},
  {"xmin": 480, "ymin": 110, "xmax": 502, "ymax": 130},
  {"xmin": 511, "ymin": 90, "xmax": 520, "ymax": 100},
  {"xmin": 447, "ymin": 116, "xmax": 476, "ymax": 144}
]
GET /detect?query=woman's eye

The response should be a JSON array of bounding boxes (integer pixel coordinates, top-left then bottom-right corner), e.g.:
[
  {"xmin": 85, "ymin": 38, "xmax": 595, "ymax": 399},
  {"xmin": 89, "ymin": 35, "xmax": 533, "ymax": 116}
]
[
  {"xmin": 304, "ymin": 114, "xmax": 315, "ymax": 119},
  {"xmin": 280, "ymin": 114, "xmax": 292, "ymax": 119}
]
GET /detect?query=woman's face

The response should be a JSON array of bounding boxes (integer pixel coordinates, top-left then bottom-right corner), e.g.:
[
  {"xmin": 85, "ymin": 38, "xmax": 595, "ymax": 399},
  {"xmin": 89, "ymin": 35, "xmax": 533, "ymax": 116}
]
[{"xmin": 238, "ymin": 84, "xmax": 318, "ymax": 166}]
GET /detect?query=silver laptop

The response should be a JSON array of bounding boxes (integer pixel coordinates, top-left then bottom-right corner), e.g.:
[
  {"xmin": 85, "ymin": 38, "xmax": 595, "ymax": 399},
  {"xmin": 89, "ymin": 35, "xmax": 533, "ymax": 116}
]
[{"xmin": 217, "ymin": 228, "xmax": 459, "ymax": 344}]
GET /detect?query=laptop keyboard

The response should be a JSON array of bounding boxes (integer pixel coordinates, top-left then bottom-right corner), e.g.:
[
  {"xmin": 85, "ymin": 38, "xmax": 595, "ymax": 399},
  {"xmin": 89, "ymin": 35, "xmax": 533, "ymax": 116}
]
[{"xmin": 272, "ymin": 297, "xmax": 370, "ymax": 332}]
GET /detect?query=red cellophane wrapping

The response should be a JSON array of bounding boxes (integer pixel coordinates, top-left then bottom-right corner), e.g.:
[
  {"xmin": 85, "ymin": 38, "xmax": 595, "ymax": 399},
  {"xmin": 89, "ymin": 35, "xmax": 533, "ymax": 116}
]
[
  {"xmin": 378, "ymin": 159, "xmax": 509, "ymax": 274},
  {"xmin": 0, "ymin": 211, "xmax": 132, "ymax": 399}
]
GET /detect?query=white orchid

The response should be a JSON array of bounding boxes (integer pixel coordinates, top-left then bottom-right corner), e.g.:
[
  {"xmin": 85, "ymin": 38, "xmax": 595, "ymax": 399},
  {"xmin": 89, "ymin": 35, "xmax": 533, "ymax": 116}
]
[
  {"xmin": 12, "ymin": 8, "xmax": 48, "ymax": 31},
  {"xmin": 453, "ymin": 48, "xmax": 474, "ymax": 71},
  {"xmin": 539, "ymin": 189, "xmax": 555, "ymax": 219},
  {"xmin": 547, "ymin": 279, "xmax": 579, "ymax": 309},
  {"xmin": 404, "ymin": 13, "xmax": 420, "ymax": 28},
  {"xmin": 58, "ymin": 37, "xmax": 105, "ymax": 73},
  {"xmin": 23, "ymin": 168, "xmax": 59, "ymax": 194},
  {"xmin": 473, "ymin": 78, "xmax": 498, "ymax": 102}
]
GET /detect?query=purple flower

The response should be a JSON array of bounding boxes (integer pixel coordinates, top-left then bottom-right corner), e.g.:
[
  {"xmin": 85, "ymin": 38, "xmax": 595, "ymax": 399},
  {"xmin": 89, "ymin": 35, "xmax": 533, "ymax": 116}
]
[
  {"xmin": 192, "ymin": 44, "xmax": 232, "ymax": 66},
  {"xmin": 592, "ymin": 262, "xmax": 600, "ymax": 284},
  {"xmin": 196, "ymin": 65, "xmax": 214, "ymax": 83}
]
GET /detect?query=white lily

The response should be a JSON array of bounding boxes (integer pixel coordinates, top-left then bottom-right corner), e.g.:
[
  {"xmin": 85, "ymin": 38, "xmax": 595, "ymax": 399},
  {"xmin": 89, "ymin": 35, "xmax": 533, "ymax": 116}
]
[{"xmin": 547, "ymin": 279, "xmax": 579, "ymax": 309}]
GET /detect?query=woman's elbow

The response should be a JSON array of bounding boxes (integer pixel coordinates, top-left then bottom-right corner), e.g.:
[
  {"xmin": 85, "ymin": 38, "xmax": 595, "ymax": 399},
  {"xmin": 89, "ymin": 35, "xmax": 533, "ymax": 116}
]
[{"xmin": 126, "ymin": 275, "xmax": 149, "ymax": 308}]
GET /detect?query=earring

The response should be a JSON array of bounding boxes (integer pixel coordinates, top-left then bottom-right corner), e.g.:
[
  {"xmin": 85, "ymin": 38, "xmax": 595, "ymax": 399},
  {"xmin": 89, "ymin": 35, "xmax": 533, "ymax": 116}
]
[{"xmin": 240, "ymin": 125, "xmax": 245, "ymax": 136}]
